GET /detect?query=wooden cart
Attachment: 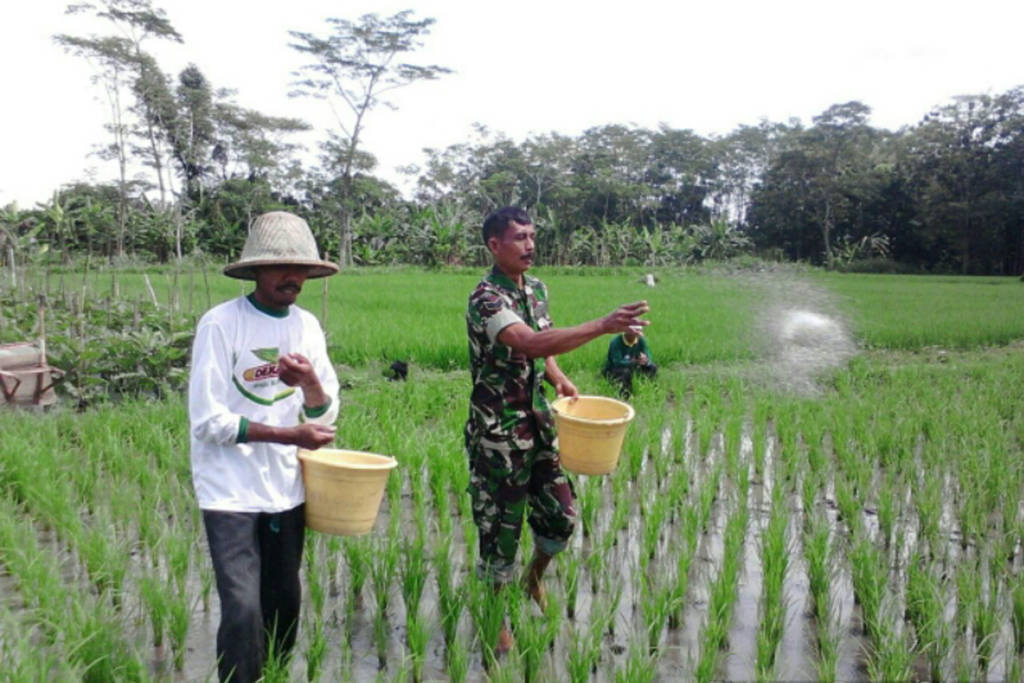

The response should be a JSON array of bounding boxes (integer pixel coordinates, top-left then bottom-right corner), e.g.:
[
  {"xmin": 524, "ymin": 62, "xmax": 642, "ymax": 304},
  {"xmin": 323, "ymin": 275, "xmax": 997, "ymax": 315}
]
[
  {"xmin": 0, "ymin": 342, "xmax": 62, "ymax": 406},
  {"xmin": 0, "ymin": 298, "xmax": 63, "ymax": 407}
]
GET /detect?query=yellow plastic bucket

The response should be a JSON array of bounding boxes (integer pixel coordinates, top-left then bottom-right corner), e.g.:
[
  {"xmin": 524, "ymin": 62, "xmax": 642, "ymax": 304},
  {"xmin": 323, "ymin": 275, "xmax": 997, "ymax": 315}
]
[
  {"xmin": 551, "ymin": 395, "xmax": 634, "ymax": 475},
  {"xmin": 298, "ymin": 448, "xmax": 398, "ymax": 536}
]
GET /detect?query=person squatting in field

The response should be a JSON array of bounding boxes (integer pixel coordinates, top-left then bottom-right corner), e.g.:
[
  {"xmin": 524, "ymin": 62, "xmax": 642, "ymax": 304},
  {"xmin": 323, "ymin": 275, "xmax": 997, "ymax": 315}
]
[
  {"xmin": 602, "ymin": 327, "xmax": 658, "ymax": 397},
  {"xmin": 188, "ymin": 211, "xmax": 339, "ymax": 682},
  {"xmin": 464, "ymin": 206, "xmax": 650, "ymax": 654}
]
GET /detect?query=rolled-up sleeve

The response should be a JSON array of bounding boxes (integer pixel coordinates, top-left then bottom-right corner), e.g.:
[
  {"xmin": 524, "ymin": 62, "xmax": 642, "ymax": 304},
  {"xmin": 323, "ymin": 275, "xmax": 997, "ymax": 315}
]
[
  {"xmin": 470, "ymin": 291, "xmax": 523, "ymax": 344},
  {"xmin": 188, "ymin": 319, "xmax": 243, "ymax": 445}
]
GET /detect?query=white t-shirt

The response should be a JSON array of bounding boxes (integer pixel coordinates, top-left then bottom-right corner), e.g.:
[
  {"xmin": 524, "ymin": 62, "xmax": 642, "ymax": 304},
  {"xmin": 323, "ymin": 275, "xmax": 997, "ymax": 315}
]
[{"xmin": 188, "ymin": 295, "xmax": 340, "ymax": 512}]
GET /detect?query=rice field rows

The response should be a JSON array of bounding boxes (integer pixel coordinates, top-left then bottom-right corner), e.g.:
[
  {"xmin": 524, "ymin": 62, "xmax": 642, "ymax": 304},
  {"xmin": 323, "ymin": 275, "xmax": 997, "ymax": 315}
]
[{"xmin": 3, "ymin": 342, "xmax": 1024, "ymax": 681}]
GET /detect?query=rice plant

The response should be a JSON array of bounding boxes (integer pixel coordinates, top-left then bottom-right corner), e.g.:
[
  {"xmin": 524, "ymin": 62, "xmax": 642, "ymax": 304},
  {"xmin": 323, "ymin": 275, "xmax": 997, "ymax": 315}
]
[
  {"xmin": 371, "ymin": 535, "xmax": 400, "ymax": 668},
  {"xmin": 864, "ymin": 607, "xmax": 915, "ymax": 682},
  {"xmin": 166, "ymin": 584, "xmax": 192, "ymax": 671},
  {"xmin": 849, "ymin": 536, "xmax": 886, "ymax": 641},
  {"xmin": 466, "ymin": 573, "xmax": 506, "ymax": 670},
  {"xmin": 668, "ymin": 504, "xmax": 699, "ymax": 630},
  {"xmin": 974, "ymin": 572, "xmax": 1000, "ymax": 673},
  {"xmin": 614, "ymin": 638, "xmax": 658, "ymax": 682},
  {"xmin": 138, "ymin": 571, "xmax": 169, "ymax": 649},
  {"xmin": 560, "ymin": 549, "xmax": 582, "ymax": 620},
  {"xmin": 1012, "ymin": 571, "xmax": 1024, "ymax": 654},
  {"xmin": 905, "ymin": 554, "xmax": 950, "ymax": 680},
  {"xmin": 400, "ymin": 535, "xmax": 428, "ymax": 620},
  {"xmin": 508, "ymin": 583, "xmax": 554, "ymax": 683},
  {"xmin": 755, "ymin": 485, "xmax": 788, "ymax": 681},
  {"xmin": 567, "ymin": 621, "xmax": 597, "ymax": 683},
  {"xmin": 433, "ymin": 531, "xmax": 462, "ymax": 645},
  {"xmin": 343, "ymin": 535, "xmax": 371, "ymax": 619},
  {"xmin": 639, "ymin": 574, "xmax": 678, "ymax": 655},
  {"xmin": 405, "ymin": 608, "xmax": 430, "ymax": 682},
  {"xmin": 695, "ymin": 494, "xmax": 749, "ymax": 683},
  {"xmin": 303, "ymin": 616, "xmax": 327, "ymax": 682},
  {"xmin": 445, "ymin": 634, "xmax": 470, "ymax": 682},
  {"xmin": 578, "ymin": 475, "xmax": 601, "ymax": 539}
]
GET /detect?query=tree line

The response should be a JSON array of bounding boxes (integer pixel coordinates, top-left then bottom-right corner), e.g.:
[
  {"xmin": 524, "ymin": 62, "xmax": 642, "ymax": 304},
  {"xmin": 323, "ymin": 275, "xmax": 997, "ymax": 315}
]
[{"xmin": 2, "ymin": 0, "xmax": 1022, "ymax": 275}]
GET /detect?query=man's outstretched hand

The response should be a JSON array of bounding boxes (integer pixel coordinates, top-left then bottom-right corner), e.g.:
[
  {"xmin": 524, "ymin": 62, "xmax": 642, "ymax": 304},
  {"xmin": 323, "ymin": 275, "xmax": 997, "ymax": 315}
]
[{"xmin": 602, "ymin": 301, "xmax": 650, "ymax": 334}]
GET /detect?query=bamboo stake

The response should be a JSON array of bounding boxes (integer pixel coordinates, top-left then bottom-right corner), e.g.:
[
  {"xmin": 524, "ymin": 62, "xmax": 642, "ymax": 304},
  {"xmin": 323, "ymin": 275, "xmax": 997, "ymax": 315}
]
[
  {"xmin": 37, "ymin": 294, "xmax": 46, "ymax": 363},
  {"xmin": 188, "ymin": 260, "xmax": 194, "ymax": 316},
  {"xmin": 171, "ymin": 263, "xmax": 180, "ymax": 314},
  {"xmin": 201, "ymin": 257, "xmax": 211, "ymax": 311},
  {"xmin": 143, "ymin": 274, "xmax": 158, "ymax": 307},
  {"xmin": 81, "ymin": 252, "xmax": 90, "ymax": 303},
  {"xmin": 321, "ymin": 277, "xmax": 329, "ymax": 330},
  {"xmin": 5, "ymin": 244, "xmax": 14, "ymax": 289}
]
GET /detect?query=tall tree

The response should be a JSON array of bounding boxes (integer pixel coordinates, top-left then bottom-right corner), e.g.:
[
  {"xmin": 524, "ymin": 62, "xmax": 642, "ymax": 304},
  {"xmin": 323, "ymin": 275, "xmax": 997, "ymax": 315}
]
[
  {"xmin": 647, "ymin": 125, "xmax": 715, "ymax": 226},
  {"xmin": 747, "ymin": 103, "xmax": 880, "ymax": 265},
  {"xmin": 712, "ymin": 120, "xmax": 799, "ymax": 225},
  {"xmin": 289, "ymin": 10, "xmax": 451, "ymax": 267},
  {"xmin": 169, "ymin": 65, "xmax": 215, "ymax": 202},
  {"xmin": 809, "ymin": 101, "xmax": 875, "ymax": 266},
  {"xmin": 992, "ymin": 87, "xmax": 1024, "ymax": 275},
  {"xmin": 54, "ymin": 0, "xmax": 182, "ymax": 257},
  {"xmin": 903, "ymin": 95, "xmax": 1005, "ymax": 273}
]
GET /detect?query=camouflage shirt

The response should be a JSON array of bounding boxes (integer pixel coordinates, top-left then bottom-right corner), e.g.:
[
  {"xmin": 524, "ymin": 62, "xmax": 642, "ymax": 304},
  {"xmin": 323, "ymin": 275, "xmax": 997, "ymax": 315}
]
[{"xmin": 465, "ymin": 266, "xmax": 556, "ymax": 453}]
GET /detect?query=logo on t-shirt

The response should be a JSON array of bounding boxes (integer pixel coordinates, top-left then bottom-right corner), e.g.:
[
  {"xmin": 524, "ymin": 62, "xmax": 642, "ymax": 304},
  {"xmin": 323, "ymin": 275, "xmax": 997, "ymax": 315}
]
[
  {"xmin": 242, "ymin": 347, "xmax": 281, "ymax": 383},
  {"xmin": 231, "ymin": 347, "xmax": 296, "ymax": 406}
]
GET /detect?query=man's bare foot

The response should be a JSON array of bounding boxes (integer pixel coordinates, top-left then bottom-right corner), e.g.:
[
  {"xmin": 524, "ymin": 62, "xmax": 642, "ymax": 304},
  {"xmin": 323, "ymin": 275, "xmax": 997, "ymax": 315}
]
[
  {"xmin": 526, "ymin": 572, "xmax": 548, "ymax": 611},
  {"xmin": 496, "ymin": 624, "xmax": 514, "ymax": 655},
  {"xmin": 524, "ymin": 550, "xmax": 553, "ymax": 611}
]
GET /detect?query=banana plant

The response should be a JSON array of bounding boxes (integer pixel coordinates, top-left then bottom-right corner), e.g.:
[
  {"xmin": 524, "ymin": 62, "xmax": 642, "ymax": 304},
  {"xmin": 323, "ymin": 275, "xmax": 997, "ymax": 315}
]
[{"xmin": 1, "ymin": 206, "xmax": 47, "ymax": 288}]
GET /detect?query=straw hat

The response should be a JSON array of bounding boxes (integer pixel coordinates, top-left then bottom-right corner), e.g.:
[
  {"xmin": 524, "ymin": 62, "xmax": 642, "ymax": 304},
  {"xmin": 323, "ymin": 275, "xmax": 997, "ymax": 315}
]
[{"xmin": 223, "ymin": 211, "xmax": 339, "ymax": 280}]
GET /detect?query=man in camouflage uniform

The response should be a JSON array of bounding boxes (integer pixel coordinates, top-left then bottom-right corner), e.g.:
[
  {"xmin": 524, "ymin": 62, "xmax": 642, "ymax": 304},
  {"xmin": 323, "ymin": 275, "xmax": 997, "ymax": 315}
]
[{"xmin": 465, "ymin": 206, "xmax": 650, "ymax": 652}]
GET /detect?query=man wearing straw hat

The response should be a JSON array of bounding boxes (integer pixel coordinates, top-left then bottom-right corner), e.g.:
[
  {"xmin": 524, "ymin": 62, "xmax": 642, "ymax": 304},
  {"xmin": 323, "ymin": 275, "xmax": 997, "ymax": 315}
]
[
  {"xmin": 188, "ymin": 211, "xmax": 340, "ymax": 682},
  {"xmin": 465, "ymin": 206, "xmax": 649, "ymax": 654}
]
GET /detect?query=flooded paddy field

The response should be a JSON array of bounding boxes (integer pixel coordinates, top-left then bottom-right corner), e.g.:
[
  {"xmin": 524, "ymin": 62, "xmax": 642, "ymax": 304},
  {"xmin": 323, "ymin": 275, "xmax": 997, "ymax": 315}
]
[
  {"xmin": 3, "ymin": 344, "xmax": 1024, "ymax": 681},
  {"xmin": 3, "ymin": 267, "xmax": 1024, "ymax": 681}
]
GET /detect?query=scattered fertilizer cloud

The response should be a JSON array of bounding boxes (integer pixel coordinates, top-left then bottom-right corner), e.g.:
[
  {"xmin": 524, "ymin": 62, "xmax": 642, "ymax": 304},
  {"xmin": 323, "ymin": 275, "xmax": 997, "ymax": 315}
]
[
  {"xmin": 3, "ymin": 0, "xmax": 1023, "ymax": 206},
  {"xmin": 752, "ymin": 273, "xmax": 857, "ymax": 396}
]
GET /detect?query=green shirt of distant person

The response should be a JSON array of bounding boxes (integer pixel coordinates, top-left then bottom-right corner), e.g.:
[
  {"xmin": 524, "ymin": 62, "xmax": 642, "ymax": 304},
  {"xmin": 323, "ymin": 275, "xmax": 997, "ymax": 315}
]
[{"xmin": 603, "ymin": 330, "xmax": 654, "ymax": 373}]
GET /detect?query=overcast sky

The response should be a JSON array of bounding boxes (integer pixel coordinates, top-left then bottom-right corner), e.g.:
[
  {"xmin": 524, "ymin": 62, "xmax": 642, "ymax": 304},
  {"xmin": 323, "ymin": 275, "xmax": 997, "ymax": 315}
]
[{"xmin": 3, "ymin": 0, "xmax": 1022, "ymax": 207}]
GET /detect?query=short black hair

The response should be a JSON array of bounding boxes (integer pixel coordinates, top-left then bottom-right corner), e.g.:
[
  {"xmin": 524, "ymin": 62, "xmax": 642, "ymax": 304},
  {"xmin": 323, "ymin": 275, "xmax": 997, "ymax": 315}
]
[{"xmin": 482, "ymin": 206, "xmax": 532, "ymax": 244}]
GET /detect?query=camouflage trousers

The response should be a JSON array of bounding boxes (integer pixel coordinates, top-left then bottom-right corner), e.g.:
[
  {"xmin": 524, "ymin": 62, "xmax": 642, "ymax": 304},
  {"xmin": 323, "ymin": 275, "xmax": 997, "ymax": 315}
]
[{"xmin": 467, "ymin": 442, "xmax": 576, "ymax": 584}]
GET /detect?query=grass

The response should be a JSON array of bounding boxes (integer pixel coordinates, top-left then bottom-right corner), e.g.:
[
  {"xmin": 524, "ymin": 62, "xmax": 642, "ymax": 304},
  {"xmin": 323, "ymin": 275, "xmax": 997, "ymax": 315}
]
[
  {"xmin": 28, "ymin": 265, "xmax": 1024, "ymax": 379},
  {"xmin": 36, "ymin": 265, "xmax": 755, "ymax": 373},
  {"xmin": 814, "ymin": 272, "xmax": 1024, "ymax": 350}
]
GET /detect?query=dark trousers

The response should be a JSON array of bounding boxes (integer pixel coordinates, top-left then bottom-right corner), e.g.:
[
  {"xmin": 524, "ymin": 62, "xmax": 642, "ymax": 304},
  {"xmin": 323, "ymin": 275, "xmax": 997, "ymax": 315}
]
[
  {"xmin": 202, "ymin": 505, "xmax": 306, "ymax": 683},
  {"xmin": 603, "ymin": 363, "xmax": 658, "ymax": 397}
]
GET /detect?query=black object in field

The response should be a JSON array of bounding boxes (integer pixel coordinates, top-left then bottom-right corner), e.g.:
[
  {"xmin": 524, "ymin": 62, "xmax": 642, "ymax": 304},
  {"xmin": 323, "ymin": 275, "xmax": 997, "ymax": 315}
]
[{"xmin": 387, "ymin": 360, "xmax": 409, "ymax": 381}]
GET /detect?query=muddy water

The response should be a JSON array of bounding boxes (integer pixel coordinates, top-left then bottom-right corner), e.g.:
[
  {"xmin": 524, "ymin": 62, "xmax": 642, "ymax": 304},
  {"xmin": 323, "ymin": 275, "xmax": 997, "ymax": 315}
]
[
  {"xmin": 721, "ymin": 451, "xmax": 766, "ymax": 681},
  {"xmin": 6, "ymin": 417, "xmax": 1024, "ymax": 681}
]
